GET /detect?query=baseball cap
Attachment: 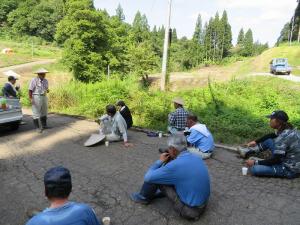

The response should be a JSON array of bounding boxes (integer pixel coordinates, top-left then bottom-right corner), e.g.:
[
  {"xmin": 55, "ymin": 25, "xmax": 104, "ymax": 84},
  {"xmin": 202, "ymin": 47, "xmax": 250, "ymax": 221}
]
[
  {"xmin": 266, "ymin": 110, "xmax": 289, "ymax": 122},
  {"xmin": 44, "ymin": 166, "xmax": 72, "ymax": 187}
]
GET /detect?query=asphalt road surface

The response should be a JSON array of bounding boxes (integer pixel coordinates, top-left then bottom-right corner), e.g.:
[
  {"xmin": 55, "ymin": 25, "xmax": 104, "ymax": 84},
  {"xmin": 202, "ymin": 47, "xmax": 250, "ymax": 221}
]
[{"xmin": 0, "ymin": 113, "xmax": 299, "ymax": 225}]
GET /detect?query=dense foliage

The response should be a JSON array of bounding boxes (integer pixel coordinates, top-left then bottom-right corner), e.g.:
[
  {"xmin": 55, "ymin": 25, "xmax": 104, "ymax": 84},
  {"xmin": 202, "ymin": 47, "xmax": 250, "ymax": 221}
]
[
  {"xmin": 19, "ymin": 76, "xmax": 300, "ymax": 144},
  {"xmin": 1, "ymin": 0, "xmax": 268, "ymax": 82}
]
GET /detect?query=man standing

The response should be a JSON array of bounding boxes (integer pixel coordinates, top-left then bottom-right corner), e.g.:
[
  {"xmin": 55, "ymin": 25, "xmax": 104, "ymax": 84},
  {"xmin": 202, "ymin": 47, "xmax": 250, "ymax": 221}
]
[
  {"xmin": 186, "ymin": 115, "xmax": 215, "ymax": 159},
  {"xmin": 168, "ymin": 97, "xmax": 189, "ymax": 134},
  {"xmin": 29, "ymin": 68, "xmax": 49, "ymax": 132},
  {"xmin": 2, "ymin": 75, "xmax": 20, "ymax": 98},
  {"xmin": 130, "ymin": 134, "xmax": 210, "ymax": 220},
  {"xmin": 26, "ymin": 166, "xmax": 102, "ymax": 225},
  {"xmin": 100, "ymin": 105, "xmax": 132, "ymax": 147},
  {"xmin": 116, "ymin": 100, "xmax": 133, "ymax": 129}
]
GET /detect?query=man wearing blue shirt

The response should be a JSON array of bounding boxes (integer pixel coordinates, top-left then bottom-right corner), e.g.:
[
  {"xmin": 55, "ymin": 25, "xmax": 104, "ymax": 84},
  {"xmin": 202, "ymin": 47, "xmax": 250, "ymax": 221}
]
[
  {"xmin": 130, "ymin": 134, "xmax": 210, "ymax": 220},
  {"xmin": 26, "ymin": 166, "xmax": 102, "ymax": 225},
  {"xmin": 186, "ymin": 115, "xmax": 214, "ymax": 159}
]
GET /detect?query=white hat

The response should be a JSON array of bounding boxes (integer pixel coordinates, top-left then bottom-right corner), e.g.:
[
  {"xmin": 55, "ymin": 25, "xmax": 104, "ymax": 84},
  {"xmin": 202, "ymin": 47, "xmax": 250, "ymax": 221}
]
[
  {"xmin": 84, "ymin": 133, "xmax": 106, "ymax": 147},
  {"xmin": 34, "ymin": 68, "xmax": 49, "ymax": 74},
  {"xmin": 3, "ymin": 70, "xmax": 20, "ymax": 79},
  {"xmin": 172, "ymin": 97, "xmax": 184, "ymax": 106}
]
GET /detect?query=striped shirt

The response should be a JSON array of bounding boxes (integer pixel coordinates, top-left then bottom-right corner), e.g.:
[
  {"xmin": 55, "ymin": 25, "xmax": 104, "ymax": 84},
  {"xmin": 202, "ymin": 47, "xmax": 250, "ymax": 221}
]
[{"xmin": 29, "ymin": 77, "xmax": 48, "ymax": 95}]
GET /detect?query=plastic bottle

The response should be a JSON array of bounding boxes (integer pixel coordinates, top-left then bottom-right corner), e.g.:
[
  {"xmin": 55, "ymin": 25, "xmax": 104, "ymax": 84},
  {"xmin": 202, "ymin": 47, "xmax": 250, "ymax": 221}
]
[{"xmin": 0, "ymin": 98, "xmax": 7, "ymax": 110}]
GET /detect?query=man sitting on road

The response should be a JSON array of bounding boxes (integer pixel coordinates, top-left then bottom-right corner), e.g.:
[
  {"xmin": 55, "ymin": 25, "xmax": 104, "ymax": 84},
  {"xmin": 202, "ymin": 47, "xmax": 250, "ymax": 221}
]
[
  {"xmin": 130, "ymin": 134, "xmax": 210, "ymax": 220},
  {"xmin": 100, "ymin": 104, "xmax": 132, "ymax": 147},
  {"xmin": 168, "ymin": 97, "xmax": 189, "ymax": 134},
  {"xmin": 2, "ymin": 75, "xmax": 20, "ymax": 98},
  {"xmin": 238, "ymin": 110, "xmax": 300, "ymax": 179},
  {"xmin": 116, "ymin": 100, "xmax": 133, "ymax": 129},
  {"xmin": 186, "ymin": 114, "xmax": 214, "ymax": 159},
  {"xmin": 26, "ymin": 166, "xmax": 102, "ymax": 225}
]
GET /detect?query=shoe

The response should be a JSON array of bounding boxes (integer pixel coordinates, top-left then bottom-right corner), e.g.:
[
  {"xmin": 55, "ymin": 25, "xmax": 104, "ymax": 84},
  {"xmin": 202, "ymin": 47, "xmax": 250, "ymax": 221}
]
[
  {"xmin": 153, "ymin": 189, "xmax": 166, "ymax": 199},
  {"xmin": 33, "ymin": 119, "xmax": 43, "ymax": 133},
  {"xmin": 130, "ymin": 193, "xmax": 150, "ymax": 205},
  {"xmin": 237, "ymin": 146, "xmax": 259, "ymax": 158},
  {"xmin": 41, "ymin": 116, "xmax": 50, "ymax": 129}
]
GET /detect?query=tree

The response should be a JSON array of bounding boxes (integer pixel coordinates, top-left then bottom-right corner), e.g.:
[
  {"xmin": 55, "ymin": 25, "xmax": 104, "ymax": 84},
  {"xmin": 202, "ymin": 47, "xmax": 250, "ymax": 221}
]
[
  {"xmin": 237, "ymin": 28, "xmax": 244, "ymax": 45},
  {"xmin": 277, "ymin": 23, "xmax": 290, "ymax": 44},
  {"xmin": 127, "ymin": 41, "xmax": 159, "ymax": 84},
  {"xmin": 241, "ymin": 29, "xmax": 254, "ymax": 56},
  {"xmin": 57, "ymin": 8, "xmax": 112, "ymax": 82},
  {"xmin": 116, "ymin": 3, "xmax": 125, "ymax": 21},
  {"xmin": 172, "ymin": 28, "xmax": 178, "ymax": 43},
  {"xmin": 193, "ymin": 14, "xmax": 202, "ymax": 44},
  {"xmin": 7, "ymin": 0, "xmax": 65, "ymax": 41},
  {"xmin": 220, "ymin": 10, "xmax": 232, "ymax": 57},
  {"xmin": 0, "ymin": 0, "xmax": 18, "ymax": 26},
  {"xmin": 132, "ymin": 11, "xmax": 150, "ymax": 43}
]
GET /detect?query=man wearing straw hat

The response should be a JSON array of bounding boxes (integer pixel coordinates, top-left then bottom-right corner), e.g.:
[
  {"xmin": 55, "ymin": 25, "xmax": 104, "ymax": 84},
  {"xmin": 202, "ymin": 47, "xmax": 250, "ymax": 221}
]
[
  {"xmin": 29, "ymin": 68, "xmax": 49, "ymax": 133},
  {"xmin": 168, "ymin": 97, "xmax": 189, "ymax": 134}
]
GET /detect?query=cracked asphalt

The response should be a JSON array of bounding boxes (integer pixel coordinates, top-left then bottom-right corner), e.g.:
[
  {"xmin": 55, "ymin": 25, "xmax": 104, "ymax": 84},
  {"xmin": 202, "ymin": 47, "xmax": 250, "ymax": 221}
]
[{"xmin": 0, "ymin": 113, "xmax": 300, "ymax": 225}]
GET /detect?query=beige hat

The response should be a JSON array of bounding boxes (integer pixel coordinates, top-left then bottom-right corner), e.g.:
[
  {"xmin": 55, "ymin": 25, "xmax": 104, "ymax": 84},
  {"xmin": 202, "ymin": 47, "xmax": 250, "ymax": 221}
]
[
  {"xmin": 84, "ymin": 133, "xmax": 106, "ymax": 147},
  {"xmin": 172, "ymin": 97, "xmax": 184, "ymax": 106},
  {"xmin": 34, "ymin": 68, "xmax": 49, "ymax": 74}
]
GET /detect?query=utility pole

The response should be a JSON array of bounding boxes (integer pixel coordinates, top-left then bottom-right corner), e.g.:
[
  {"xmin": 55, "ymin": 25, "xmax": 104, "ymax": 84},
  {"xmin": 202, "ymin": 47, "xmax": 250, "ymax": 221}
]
[{"xmin": 161, "ymin": 0, "xmax": 172, "ymax": 91}]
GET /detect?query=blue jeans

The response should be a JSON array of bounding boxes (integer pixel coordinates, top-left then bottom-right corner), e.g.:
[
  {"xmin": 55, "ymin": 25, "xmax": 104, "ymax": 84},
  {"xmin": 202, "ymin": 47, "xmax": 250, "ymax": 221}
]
[
  {"xmin": 259, "ymin": 138, "xmax": 275, "ymax": 154},
  {"xmin": 139, "ymin": 182, "xmax": 207, "ymax": 220},
  {"xmin": 250, "ymin": 164, "xmax": 297, "ymax": 179}
]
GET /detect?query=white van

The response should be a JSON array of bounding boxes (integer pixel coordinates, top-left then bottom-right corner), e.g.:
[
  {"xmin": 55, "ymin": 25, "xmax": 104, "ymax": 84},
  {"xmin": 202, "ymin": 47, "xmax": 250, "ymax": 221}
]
[{"xmin": 0, "ymin": 97, "xmax": 23, "ymax": 130}]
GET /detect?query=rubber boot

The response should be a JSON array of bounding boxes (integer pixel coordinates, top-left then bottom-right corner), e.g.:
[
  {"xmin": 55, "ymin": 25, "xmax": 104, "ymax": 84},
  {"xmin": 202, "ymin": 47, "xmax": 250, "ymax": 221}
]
[
  {"xmin": 33, "ymin": 119, "xmax": 42, "ymax": 133},
  {"xmin": 237, "ymin": 146, "xmax": 260, "ymax": 158},
  {"xmin": 41, "ymin": 116, "xmax": 48, "ymax": 129}
]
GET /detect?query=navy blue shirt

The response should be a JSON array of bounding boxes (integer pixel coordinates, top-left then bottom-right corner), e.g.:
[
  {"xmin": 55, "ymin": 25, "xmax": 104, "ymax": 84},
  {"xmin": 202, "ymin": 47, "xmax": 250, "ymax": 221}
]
[
  {"xmin": 26, "ymin": 202, "xmax": 102, "ymax": 225},
  {"xmin": 144, "ymin": 151, "xmax": 210, "ymax": 207}
]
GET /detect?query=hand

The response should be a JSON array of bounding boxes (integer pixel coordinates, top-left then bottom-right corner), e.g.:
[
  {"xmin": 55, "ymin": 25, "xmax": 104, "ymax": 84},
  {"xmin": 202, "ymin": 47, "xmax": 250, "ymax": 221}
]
[
  {"xmin": 247, "ymin": 141, "xmax": 257, "ymax": 147},
  {"xmin": 246, "ymin": 160, "xmax": 255, "ymax": 167},
  {"xmin": 124, "ymin": 142, "xmax": 133, "ymax": 147},
  {"xmin": 160, "ymin": 153, "xmax": 170, "ymax": 163}
]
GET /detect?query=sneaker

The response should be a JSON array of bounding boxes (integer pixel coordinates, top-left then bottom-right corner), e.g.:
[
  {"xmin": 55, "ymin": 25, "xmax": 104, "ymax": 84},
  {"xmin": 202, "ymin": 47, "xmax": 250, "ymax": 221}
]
[
  {"xmin": 237, "ymin": 147, "xmax": 250, "ymax": 158},
  {"xmin": 130, "ymin": 193, "xmax": 150, "ymax": 205},
  {"xmin": 249, "ymin": 156, "xmax": 264, "ymax": 161},
  {"xmin": 237, "ymin": 146, "xmax": 259, "ymax": 158}
]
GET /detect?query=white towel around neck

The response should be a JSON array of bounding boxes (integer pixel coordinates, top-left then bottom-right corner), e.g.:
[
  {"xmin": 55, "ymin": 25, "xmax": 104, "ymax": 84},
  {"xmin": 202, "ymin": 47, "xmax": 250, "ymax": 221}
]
[{"xmin": 190, "ymin": 123, "xmax": 210, "ymax": 137}]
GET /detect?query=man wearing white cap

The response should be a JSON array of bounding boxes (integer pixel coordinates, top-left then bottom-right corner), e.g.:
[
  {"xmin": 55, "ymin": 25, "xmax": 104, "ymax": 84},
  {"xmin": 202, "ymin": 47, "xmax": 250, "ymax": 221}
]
[
  {"xmin": 168, "ymin": 97, "xmax": 189, "ymax": 134},
  {"xmin": 29, "ymin": 68, "xmax": 49, "ymax": 132},
  {"xmin": 2, "ymin": 75, "xmax": 20, "ymax": 98}
]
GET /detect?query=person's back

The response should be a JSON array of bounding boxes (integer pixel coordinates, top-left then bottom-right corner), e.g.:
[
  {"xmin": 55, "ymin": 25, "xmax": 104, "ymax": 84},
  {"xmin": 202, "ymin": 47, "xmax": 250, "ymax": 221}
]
[
  {"xmin": 120, "ymin": 105, "xmax": 133, "ymax": 129},
  {"xmin": 145, "ymin": 151, "xmax": 210, "ymax": 206},
  {"xmin": 166, "ymin": 151, "xmax": 210, "ymax": 206},
  {"xmin": 26, "ymin": 202, "xmax": 100, "ymax": 225},
  {"xmin": 25, "ymin": 166, "xmax": 102, "ymax": 225}
]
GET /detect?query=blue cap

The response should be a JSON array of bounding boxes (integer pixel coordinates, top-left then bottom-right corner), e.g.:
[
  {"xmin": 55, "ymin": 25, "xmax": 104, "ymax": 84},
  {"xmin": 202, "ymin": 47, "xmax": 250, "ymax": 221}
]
[{"xmin": 44, "ymin": 166, "xmax": 72, "ymax": 186}]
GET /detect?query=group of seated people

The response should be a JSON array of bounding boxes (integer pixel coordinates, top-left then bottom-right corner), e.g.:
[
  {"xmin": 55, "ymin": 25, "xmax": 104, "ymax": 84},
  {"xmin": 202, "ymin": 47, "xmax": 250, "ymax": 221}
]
[{"xmin": 26, "ymin": 98, "xmax": 300, "ymax": 224}]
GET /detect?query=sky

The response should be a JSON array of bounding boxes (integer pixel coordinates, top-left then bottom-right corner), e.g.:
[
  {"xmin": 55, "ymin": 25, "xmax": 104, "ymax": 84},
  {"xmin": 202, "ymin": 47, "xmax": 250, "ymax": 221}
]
[{"xmin": 94, "ymin": 0, "xmax": 298, "ymax": 46}]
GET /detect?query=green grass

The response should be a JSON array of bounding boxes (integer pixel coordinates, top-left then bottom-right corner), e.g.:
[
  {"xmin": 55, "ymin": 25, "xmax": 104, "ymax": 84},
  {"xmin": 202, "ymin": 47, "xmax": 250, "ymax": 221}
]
[
  {"xmin": 0, "ymin": 39, "xmax": 62, "ymax": 67},
  {"xmin": 23, "ymin": 76, "xmax": 300, "ymax": 144}
]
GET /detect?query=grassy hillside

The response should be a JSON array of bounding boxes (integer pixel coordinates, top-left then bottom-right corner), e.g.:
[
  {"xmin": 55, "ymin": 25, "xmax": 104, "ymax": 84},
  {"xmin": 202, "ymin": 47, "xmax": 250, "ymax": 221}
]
[
  {"xmin": 150, "ymin": 43, "xmax": 300, "ymax": 91},
  {"xmin": 251, "ymin": 43, "xmax": 300, "ymax": 75},
  {"xmin": 0, "ymin": 39, "xmax": 62, "ymax": 68}
]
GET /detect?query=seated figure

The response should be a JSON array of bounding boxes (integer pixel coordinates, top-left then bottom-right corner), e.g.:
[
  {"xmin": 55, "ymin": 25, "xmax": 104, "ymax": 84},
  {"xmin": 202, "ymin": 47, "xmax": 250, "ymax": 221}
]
[
  {"xmin": 238, "ymin": 110, "xmax": 300, "ymax": 179},
  {"xmin": 26, "ymin": 166, "xmax": 102, "ymax": 225},
  {"xmin": 130, "ymin": 134, "xmax": 210, "ymax": 220},
  {"xmin": 186, "ymin": 114, "xmax": 215, "ymax": 159}
]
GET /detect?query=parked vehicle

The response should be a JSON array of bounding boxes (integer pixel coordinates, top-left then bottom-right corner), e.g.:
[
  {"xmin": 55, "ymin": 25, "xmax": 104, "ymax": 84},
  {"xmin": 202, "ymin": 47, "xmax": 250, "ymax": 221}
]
[
  {"xmin": 0, "ymin": 97, "xmax": 23, "ymax": 130},
  {"xmin": 270, "ymin": 58, "xmax": 292, "ymax": 75}
]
